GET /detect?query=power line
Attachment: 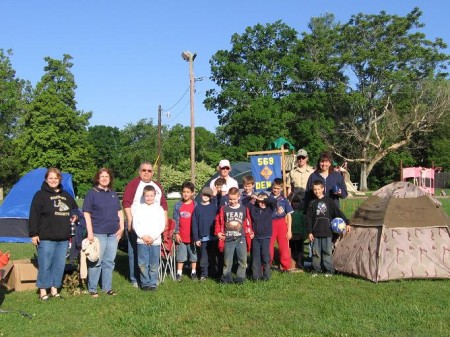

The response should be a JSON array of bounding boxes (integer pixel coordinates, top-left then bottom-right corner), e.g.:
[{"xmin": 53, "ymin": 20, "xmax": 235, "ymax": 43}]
[
  {"xmin": 164, "ymin": 86, "xmax": 190, "ymax": 112},
  {"xmin": 167, "ymin": 100, "xmax": 190, "ymax": 124}
]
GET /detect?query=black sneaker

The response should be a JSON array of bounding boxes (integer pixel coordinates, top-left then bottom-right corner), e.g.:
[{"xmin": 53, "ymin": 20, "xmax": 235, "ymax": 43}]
[
  {"xmin": 190, "ymin": 273, "xmax": 198, "ymax": 280},
  {"xmin": 176, "ymin": 274, "xmax": 182, "ymax": 282},
  {"xmin": 220, "ymin": 275, "xmax": 233, "ymax": 284},
  {"xmin": 234, "ymin": 277, "xmax": 245, "ymax": 284}
]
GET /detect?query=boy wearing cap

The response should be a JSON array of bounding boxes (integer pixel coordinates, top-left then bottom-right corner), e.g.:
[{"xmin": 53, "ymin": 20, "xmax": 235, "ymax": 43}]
[
  {"xmin": 286, "ymin": 149, "xmax": 314, "ymax": 197},
  {"xmin": 209, "ymin": 159, "xmax": 239, "ymax": 194},
  {"xmin": 192, "ymin": 187, "xmax": 219, "ymax": 280}
]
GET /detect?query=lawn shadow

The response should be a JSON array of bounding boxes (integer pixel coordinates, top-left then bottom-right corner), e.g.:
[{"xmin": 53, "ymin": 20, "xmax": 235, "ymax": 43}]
[
  {"xmin": 0, "ymin": 286, "xmax": 13, "ymax": 308},
  {"xmin": 115, "ymin": 251, "xmax": 130, "ymax": 281}
]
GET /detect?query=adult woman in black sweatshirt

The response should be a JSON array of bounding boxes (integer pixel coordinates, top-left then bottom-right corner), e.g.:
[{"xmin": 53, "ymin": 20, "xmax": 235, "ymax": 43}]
[{"xmin": 29, "ymin": 167, "xmax": 78, "ymax": 300}]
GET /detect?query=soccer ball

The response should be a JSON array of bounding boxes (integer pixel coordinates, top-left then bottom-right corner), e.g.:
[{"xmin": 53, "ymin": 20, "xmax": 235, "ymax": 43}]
[{"xmin": 331, "ymin": 217, "xmax": 346, "ymax": 234}]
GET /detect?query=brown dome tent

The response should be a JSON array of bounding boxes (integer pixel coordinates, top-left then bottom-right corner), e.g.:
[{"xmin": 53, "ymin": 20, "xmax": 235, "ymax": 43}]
[{"xmin": 333, "ymin": 181, "xmax": 450, "ymax": 282}]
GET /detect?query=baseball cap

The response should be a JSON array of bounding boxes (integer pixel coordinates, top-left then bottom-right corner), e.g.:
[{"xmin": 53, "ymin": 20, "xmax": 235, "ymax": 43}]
[
  {"xmin": 219, "ymin": 159, "xmax": 231, "ymax": 168},
  {"xmin": 201, "ymin": 187, "xmax": 214, "ymax": 196},
  {"xmin": 296, "ymin": 149, "xmax": 308, "ymax": 157}
]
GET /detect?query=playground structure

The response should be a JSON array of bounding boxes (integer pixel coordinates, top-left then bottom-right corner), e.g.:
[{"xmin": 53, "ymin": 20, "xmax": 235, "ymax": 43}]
[
  {"xmin": 400, "ymin": 161, "xmax": 435, "ymax": 195},
  {"xmin": 339, "ymin": 167, "xmax": 365, "ymax": 197}
]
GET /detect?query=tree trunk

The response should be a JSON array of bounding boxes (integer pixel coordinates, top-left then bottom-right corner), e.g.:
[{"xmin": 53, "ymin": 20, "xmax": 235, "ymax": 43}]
[{"xmin": 359, "ymin": 163, "xmax": 369, "ymax": 191}]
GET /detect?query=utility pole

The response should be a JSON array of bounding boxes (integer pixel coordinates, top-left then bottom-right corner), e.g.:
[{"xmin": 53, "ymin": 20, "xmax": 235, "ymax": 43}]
[
  {"xmin": 181, "ymin": 51, "xmax": 197, "ymax": 185},
  {"xmin": 157, "ymin": 104, "xmax": 162, "ymax": 182}
]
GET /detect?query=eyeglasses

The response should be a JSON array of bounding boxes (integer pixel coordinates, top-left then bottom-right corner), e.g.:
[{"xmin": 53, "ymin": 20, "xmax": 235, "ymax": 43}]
[
  {"xmin": 141, "ymin": 169, "xmax": 152, "ymax": 173},
  {"xmin": 297, "ymin": 156, "xmax": 306, "ymax": 160},
  {"xmin": 220, "ymin": 167, "xmax": 230, "ymax": 170}
]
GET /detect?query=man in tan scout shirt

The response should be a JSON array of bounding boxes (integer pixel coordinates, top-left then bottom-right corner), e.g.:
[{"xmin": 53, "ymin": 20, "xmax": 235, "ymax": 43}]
[{"xmin": 286, "ymin": 149, "xmax": 314, "ymax": 196}]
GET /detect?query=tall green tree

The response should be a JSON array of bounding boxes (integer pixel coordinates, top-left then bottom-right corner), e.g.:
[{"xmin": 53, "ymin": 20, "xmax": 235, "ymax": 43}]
[
  {"xmin": 0, "ymin": 49, "xmax": 28, "ymax": 188},
  {"xmin": 87, "ymin": 125, "xmax": 121, "ymax": 169},
  {"xmin": 15, "ymin": 54, "xmax": 96, "ymax": 190},
  {"xmin": 328, "ymin": 8, "xmax": 450, "ymax": 190},
  {"xmin": 426, "ymin": 100, "xmax": 450, "ymax": 170},
  {"xmin": 205, "ymin": 21, "xmax": 301, "ymax": 160},
  {"xmin": 282, "ymin": 13, "xmax": 343, "ymax": 159},
  {"xmin": 113, "ymin": 119, "xmax": 158, "ymax": 183}
]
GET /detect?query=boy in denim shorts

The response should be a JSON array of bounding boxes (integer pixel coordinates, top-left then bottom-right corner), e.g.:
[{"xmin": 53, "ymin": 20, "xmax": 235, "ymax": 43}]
[{"xmin": 173, "ymin": 181, "xmax": 197, "ymax": 280}]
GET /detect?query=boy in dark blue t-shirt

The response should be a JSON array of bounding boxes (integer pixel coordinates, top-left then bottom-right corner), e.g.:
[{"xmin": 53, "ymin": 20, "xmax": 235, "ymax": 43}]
[
  {"xmin": 245, "ymin": 192, "xmax": 276, "ymax": 281},
  {"xmin": 192, "ymin": 187, "xmax": 218, "ymax": 280}
]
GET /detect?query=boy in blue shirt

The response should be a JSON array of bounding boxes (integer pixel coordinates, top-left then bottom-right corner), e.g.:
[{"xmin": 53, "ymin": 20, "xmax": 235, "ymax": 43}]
[
  {"xmin": 192, "ymin": 187, "xmax": 218, "ymax": 281},
  {"xmin": 245, "ymin": 192, "xmax": 277, "ymax": 281},
  {"xmin": 270, "ymin": 178, "xmax": 294, "ymax": 271}
]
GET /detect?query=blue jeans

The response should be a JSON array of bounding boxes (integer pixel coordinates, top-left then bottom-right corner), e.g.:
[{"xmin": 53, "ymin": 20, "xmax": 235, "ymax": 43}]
[
  {"xmin": 222, "ymin": 236, "xmax": 247, "ymax": 281},
  {"xmin": 36, "ymin": 240, "xmax": 68, "ymax": 289},
  {"xmin": 199, "ymin": 240, "xmax": 218, "ymax": 278},
  {"xmin": 126, "ymin": 229, "xmax": 139, "ymax": 284},
  {"xmin": 312, "ymin": 237, "xmax": 334, "ymax": 273},
  {"xmin": 251, "ymin": 238, "xmax": 271, "ymax": 280},
  {"xmin": 88, "ymin": 234, "xmax": 118, "ymax": 293},
  {"xmin": 137, "ymin": 244, "xmax": 160, "ymax": 287}
]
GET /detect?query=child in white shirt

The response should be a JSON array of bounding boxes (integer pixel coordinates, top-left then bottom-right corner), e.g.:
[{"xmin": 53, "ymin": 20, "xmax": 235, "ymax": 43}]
[{"xmin": 133, "ymin": 185, "xmax": 165, "ymax": 290}]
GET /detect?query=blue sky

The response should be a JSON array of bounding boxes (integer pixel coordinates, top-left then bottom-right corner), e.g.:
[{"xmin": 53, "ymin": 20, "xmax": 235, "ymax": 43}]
[{"xmin": 2, "ymin": 1, "xmax": 449, "ymax": 132}]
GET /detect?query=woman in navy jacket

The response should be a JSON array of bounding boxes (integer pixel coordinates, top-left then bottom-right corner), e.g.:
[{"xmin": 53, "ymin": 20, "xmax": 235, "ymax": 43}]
[{"xmin": 304, "ymin": 152, "xmax": 347, "ymax": 210}]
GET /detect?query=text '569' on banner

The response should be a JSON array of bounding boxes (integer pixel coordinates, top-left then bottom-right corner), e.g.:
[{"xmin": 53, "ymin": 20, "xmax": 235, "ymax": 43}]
[{"xmin": 250, "ymin": 155, "xmax": 281, "ymax": 192}]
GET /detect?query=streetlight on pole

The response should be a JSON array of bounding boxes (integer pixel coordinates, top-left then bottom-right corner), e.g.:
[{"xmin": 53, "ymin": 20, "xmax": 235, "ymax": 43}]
[{"xmin": 181, "ymin": 50, "xmax": 197, "ymax": 185}]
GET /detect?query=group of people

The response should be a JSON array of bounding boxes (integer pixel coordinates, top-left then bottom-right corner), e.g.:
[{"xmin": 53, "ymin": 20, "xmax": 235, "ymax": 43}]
[
  {"xmin": 169, "ymin": 152, "xmax": 351, "ymax": 284},
  {"xmin": 28, "ymin": 150, "xmax": 351, "ymax": 300}
]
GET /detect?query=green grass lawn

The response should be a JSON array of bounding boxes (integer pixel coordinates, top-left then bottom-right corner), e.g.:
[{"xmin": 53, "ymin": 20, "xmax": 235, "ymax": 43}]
[
  {"xmin": 0, "ymin": 196, "xmax": 449, "ymax": 336},
  {"xmin": 1, "ymin": 244, "xmax": 449, "ymax": 337}
]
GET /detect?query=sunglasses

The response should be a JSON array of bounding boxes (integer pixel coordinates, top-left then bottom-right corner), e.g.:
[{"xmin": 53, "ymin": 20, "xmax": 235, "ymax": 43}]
[
  {"xmin": 297, "ymin": 156, "xmax": 306, "ymax": 160},
  {"xmin": 141, "ymin": 169, "xmax": 152, "ymax": 173},
  {"xmin": 220, "ymin": 167, "xmax": 230, "ymax": 170}
]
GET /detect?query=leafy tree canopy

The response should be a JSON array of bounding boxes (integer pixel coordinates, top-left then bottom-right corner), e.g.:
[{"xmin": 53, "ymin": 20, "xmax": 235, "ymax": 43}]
[
  {"xmin": 205, "ymin": 9, "xmax": 450, "ymax": 190},
  {"xmin": 0, "ymin": 49, "xmax": 28, "ymax": 187},
  {"xmin": 14, "ymin": 54, "xmax": 96, "ymax": 192}
]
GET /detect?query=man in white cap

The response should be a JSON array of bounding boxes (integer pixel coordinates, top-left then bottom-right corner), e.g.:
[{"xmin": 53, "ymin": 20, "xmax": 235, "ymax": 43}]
[
  {"xmin": 286, "ymin": 149, "xmax": 313, "ymax": 196},
  {"xmin": 209, "ymin": 159, "xmax": 238, "ymax": 193}
]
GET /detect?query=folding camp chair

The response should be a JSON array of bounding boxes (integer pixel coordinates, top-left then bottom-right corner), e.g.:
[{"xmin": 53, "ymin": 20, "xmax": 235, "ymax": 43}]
[{"xmin": 159, "ymin": 218, "xmax": 176, "ymax": 282}]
